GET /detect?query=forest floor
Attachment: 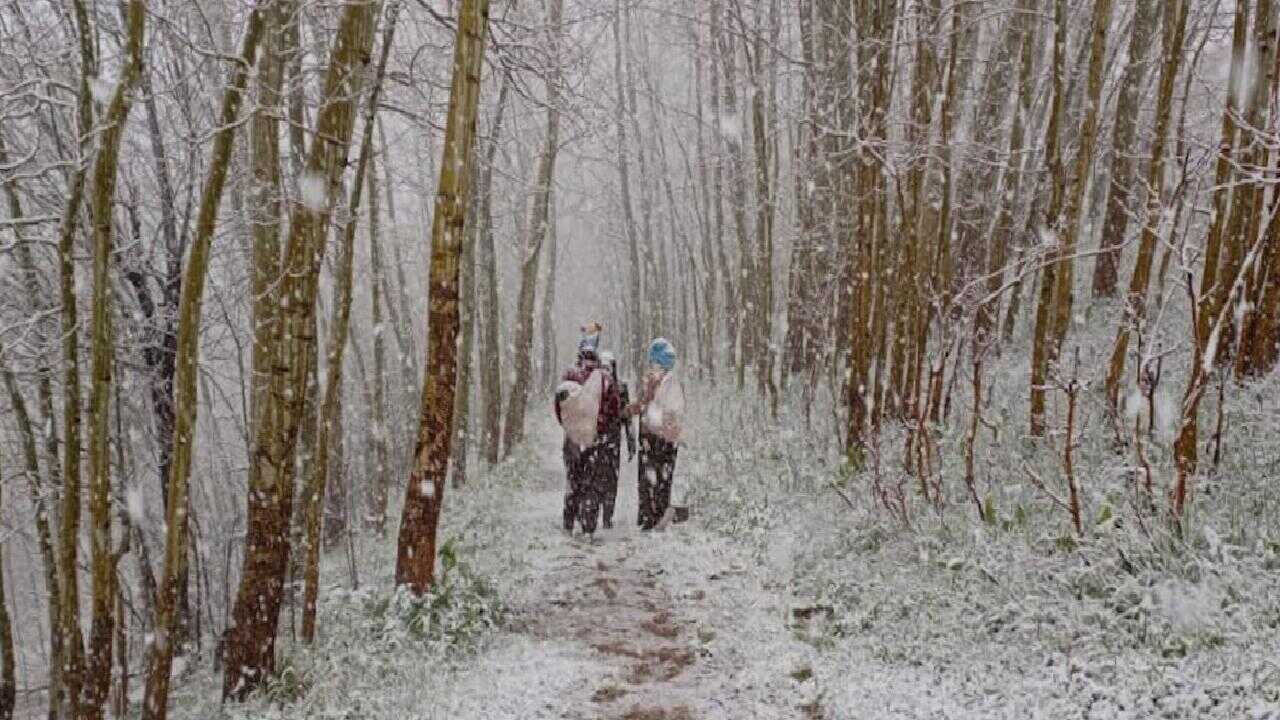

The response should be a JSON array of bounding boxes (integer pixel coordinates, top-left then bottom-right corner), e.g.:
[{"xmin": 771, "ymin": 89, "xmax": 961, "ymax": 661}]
[
  {"xmin": 153, "ymin": 389, "xmax": 1280, "ymax": 720},
  {"xmin": 494, "ymin": 437, "xmax": 828, "ymax": 720}
]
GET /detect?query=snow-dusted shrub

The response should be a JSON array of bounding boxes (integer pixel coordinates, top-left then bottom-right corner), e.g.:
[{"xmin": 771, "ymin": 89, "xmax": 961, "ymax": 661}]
[{"xmin": 369, "ymin": 538, "xmax": 504, "ymax": 649}]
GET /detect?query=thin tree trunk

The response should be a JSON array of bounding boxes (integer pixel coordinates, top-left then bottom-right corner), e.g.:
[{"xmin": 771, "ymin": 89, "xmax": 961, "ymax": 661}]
[
  {"xmin": 0, "ymin": 136, "xmax": 66, "ymax": 720},
  {"xmin": 538, "ymin": 185, "xmax": 559, "ymax": 390},
  {"xmin": 1047, "ymin": 0, "xmax": 1114, "ymax": 368},
  {"xmin": 367, "ymin": 148, "xmax": 392, "ymax": 532},
  {"xmin": 975, "ymin": 0, "xmax": 1036, "ymax": 347},
  {"xmin": 479, "ymin": 82, "xmax": 509, "ymax": 465},
  {"xmin": 1029, "ymin": 0, "xmax": 1068, "ymax": 437},
  {"xmin": 745, "ymin": 11, "xmax": 777, "ymax": 413},
  {"xmin": 1225, "ymin": 1, "xmax": 1279, "ymax": 372},
  {"xmin": 0, "ymin": 456, "xmax": 13, "ymax": 720},
  {"xmin": 452, "ymin": 165, "xmax": 480, "ymax": 489},
  {"xmin": 1091, "ymin": 0, "xmax": 1160, "ymax": 299},
  {"xmin": 137, "ymin": 69, "xmax": 192, "ymax": 640},
  {"xmin": 715, "ymin": 6, "xmax": 751, "ymax": 388},
  {"xmin": 394, "ymin": 0, "xmax": 492, "ymax": 593},
  {"xmin": 141, "ymin": 10, "xmax": 266, "ymax": 719},
  {"xmin": 709, "ymin": 0, "xmax": 734, "ymax": 375},
  {"xmin": 692, "ymin": 14, "xmax": 718, "ymax": 382},
  {"xmin": 615, "ymin": 0, "xmax": 645, "ymax": 374},
  {"xmin": 501, "ymin": 0, "xmax": 563, "ymax": 456},
  {"xmin": 134, "ymin": 70, "xmax": 192, "ymax": 639},
  {"xmin": 1238, "ymin": 26, "xmax": 1280, "ymax": 375},
  {"xmin": 0, "ymin": 384, "xmax": 23, "ymax": 720},
  {"xmin": 301, "ymin": 0, "xmax": 399, "ymax": 645},
  {"xmin": 1103, "ymin": 0, "xmax": 1188, "ymax": 411},
  {"xmin": 58, "ymin": 0, "xmax": 99, "ymax": 709},
  {"xmin": 83, "ymin": 4, "xmax": 146, "ymax": 717},
  {"xmin": 926, "ymin": 0, "xmax": 978, "ymax": 423},
  {"xmin": 224, "ymin": 0, "xmax": 378, "ymax": 698}
]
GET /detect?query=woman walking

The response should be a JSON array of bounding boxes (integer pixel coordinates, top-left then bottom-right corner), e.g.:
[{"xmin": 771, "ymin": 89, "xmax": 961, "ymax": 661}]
[{"xmin": 626, "ymin": 338, "xmax": 684, "ymax": 530}]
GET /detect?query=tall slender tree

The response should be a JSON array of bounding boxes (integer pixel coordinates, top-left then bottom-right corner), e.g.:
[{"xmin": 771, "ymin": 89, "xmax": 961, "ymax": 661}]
[
  {"xmin": 58, "ymin": 0, "xmax": 100, "ymax": 709},
  {"xmin": 1103, "ymin": 0, "xmax": 1188, "ymax": 411},
  {"xmin": 142, "ymin": 9, "xmax": 266, "ymax": 719},
  {"xmin": 224, "ymin": 0, "xmax": 378, "ymax": 698},
  {"xmin": 83, "ymin": 3, "xmax": 147, "ymax": 717},
  {"xmin": 501, "ymin": 0, "xmax": 564, "ymax": 455},
  {"xmin": 1029, "ymin": 0, "xmax": 1068, "ymax": 437},
  {"xmin": 478, "ymin": 82, "xmax": 510, "ymax": 465},
  {"xmin": 0, "ymin": 442, "xmax": 14, "ymax": 720},
  {"xmin": 301, "ymin": 0, "xmax": 400, "ymax": 644},
  {"xmin": 1091, "ymin": 0, "xmax": 1160, "ymax": 299},
  {"xmin": 395, "ymin": 0, "xmax": 492, "ymax": 592}
]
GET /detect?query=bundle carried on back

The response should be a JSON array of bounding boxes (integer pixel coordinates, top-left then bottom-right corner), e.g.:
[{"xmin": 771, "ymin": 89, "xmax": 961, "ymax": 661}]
[
  {"xmin": 557, "ymin": 369, "xmax": 605, "ymax": 449},
  {"xmin": 639, "ymin": 338, "xmax": 684, "ymax": 445},
  {"xmin": 642, "ymin": 372, "xmax": 685, "ymax": 444}
]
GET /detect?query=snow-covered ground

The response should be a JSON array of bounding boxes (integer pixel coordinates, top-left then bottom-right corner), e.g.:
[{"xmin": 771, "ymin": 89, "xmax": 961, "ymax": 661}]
[{"xmin": 153, "ymin": 378, "xmax": 1278, "ymax": 720}]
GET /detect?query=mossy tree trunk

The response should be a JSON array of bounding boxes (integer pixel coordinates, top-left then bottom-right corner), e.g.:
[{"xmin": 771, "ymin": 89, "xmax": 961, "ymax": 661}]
[
  {"xmin": 394, "ymin": 0, "xmax": 492, "ymax": 593},
  {"xmin": 141, "ymin": 9, "xmax": 267, "ymax": 718},
  {"xmin": 224, "ymin": 0, "xmax": 378, "ymax": 699}
]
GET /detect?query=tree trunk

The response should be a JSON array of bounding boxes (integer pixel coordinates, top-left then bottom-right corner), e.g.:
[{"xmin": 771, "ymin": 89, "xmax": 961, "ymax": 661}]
[
  {"xmin": 301, "ymin": 0, "xmax": 399, "ymax": 645},
  {"xmin": 1091, "ymin": 0, "xmax": 1160, "ymax": 299},
  {"xmin": 1103, "ymin": 0, "xmax": 1188, "ymax": 411},
  {"xmin": 1226, "ymin": 1, "xmax": 1279, "ymax": 373},
  {"xmin": 714, "ymin": 6, "xmax": 751, "ymax": 388},
  {"xmin": 1047, "ymin": 0, "xmax": 1114, "ymax": 367},
  {"xmin": 1029, "ymin": 0, "xmax": 1068, "ymax": 437},
  {"xmin": 58, "ymin": 0, "xmax": 99, "ymax": 710},
  {"xmin": 848, "ymin": 0, "xmax": 893, "ymax": 461},
  {"xmin": 0, "ymin": 484, "xmax": 12, "ymax": 720},
  {"xmin": 224, "ymin": 0, "xmax": 377, "ymax": 699},
  {"xmin": 83, "ymin": 4, "xmax": 146, "ymax": 717},
  {"xmin": 142, "ymin": 9, "xmax": 265, "ymax": 718},
  {"xmin": 745, "ymin": 11, "xmax": 777, "ymax": 412},
  {"xmin": 692, "ymin": 14, "xmax": 718, "ymax": 382},
  {"xmin": 135, "ymin": 63, "xmax": 194, "ymax": 638},
  {"xmin": 0, "ymin": 137, "xmax": 66, "ymax": 720},
  {"xmin": 538, "ymin": 183, "xmax": 559, "ymax": 391},
  {"xmin": 926, "ymin": 0, "xmax": 978, "ymax": 423},
  {"xmin": 615, "ymin": 0, "xmax": 646, "ymax": 375},
  {"xmin": 367, "ymin": 151, "xmax": 393, "ymax": 533},
  {"xmin": 708, "ymin": 0, "xmax": 734, "ymax": 376},
  {"xmin": 394, "ymin": 0, "xmax": 492, "ymax": 593},
  {"xmin": 478, "ymin": 82, "xmax": 509, "ymax": 465},
  {"xmin": 1189, "ymin": 0, "xmax": 1247, "ymax": 372},
  {"xmin": 975, "ymin": 0, "xmax": 1037, "ymax": 347},
  {"xmin": 452, "ymin": 165, "xmax": 481, "ymax": 489},
  {"xmin": 0, "ymin": 413, "xmax": 19, "ymax": 720},
  {"xmin": 501, "ymin": 0, "xmax": 563, "ymax": 456}
]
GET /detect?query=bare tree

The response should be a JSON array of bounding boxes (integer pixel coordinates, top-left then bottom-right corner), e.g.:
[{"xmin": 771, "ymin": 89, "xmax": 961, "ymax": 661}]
[
  {"xmin": 225, "ymin": 0, "xmax": 378, "ymax": 698},
  {"xmin": 142, "ymin": 8, "xmax": 266, "ymax": 719},
  {"xmin": 302, "ymin": 0, "xmax": 401, "ymax": 643},
  {"xmin": 82, "ymin": 3, "xmax": 147, "ymax": 717},
  {"xmin": 395, "ymin": 0, "xmax": 492, "ymax": 592},
  {"xmin": 501, "ymin": 0, "xmax": 563, "ymax": 456}
]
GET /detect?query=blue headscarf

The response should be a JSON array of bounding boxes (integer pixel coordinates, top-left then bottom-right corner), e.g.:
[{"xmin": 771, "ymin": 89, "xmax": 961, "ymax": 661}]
[{"xmin": 647, "ymin": 338, "xmax": 677, "ymax": 371}]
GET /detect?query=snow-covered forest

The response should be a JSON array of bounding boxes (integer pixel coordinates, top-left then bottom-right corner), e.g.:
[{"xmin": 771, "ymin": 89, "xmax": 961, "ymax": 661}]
[{"xmin": 1, "ymin": 0, "xmax": 1278, "ymax": 717}]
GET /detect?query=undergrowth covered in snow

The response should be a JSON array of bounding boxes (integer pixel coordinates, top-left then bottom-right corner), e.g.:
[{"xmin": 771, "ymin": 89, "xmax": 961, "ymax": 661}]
[
  {"xmin": 167, "ymin": 441, "xmax": 599, "ymax": 720},
  {"xmin": 161, "ymin": 356, "xmax": 1278, "ymax": 719},
  {"xmin": 684, "ymin": 366, "xmax": 1280, "ymax": 719}
]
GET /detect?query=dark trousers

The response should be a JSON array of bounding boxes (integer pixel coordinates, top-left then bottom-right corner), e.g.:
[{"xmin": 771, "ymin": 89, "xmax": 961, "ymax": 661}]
[
  {"xmin": 637, "ymin": 432, "xmax": 678, "ymax": 529},
  {"xmin": 563, "ymin": 440, "xmax": 602, "ymax": 533},
  {"xmin": 600, "ymin": 432, "xmax": 621, "ymax": 526}
]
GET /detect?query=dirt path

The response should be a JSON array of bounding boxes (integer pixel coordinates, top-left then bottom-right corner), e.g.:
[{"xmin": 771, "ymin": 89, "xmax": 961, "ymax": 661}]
[{"xmin": 500, "ymin": 437, "xmax": 822, "ymax": 720}]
